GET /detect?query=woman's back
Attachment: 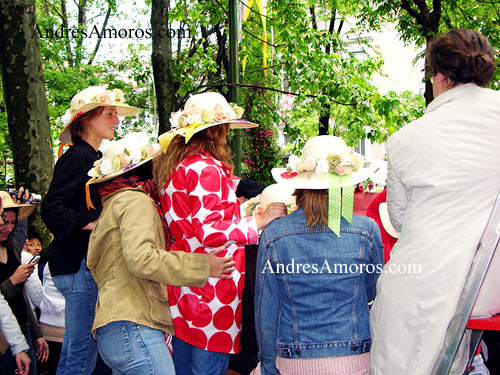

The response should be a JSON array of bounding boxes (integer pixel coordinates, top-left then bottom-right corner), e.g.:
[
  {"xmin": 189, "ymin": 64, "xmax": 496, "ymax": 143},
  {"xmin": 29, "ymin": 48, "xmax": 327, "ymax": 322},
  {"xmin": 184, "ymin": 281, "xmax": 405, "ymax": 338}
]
[{"xmin": 256, "ymin": 208, "xmax": 383, "ymax": 358}]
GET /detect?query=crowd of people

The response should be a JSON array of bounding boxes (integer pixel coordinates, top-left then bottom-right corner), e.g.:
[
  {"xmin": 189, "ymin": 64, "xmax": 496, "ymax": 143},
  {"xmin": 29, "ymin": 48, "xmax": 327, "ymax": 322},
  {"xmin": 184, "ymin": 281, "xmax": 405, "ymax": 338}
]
[{"xmin": 0, "ymin": 28, "xmax": 500, "ymax": 375}]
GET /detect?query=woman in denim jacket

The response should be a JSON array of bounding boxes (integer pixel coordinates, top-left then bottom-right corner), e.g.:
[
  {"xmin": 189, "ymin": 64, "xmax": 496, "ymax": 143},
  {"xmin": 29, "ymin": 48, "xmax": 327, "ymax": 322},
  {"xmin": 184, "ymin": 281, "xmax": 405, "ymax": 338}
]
[{"xmin": 254, "ymin": 136, "xmax": 383, "ymax": 375}]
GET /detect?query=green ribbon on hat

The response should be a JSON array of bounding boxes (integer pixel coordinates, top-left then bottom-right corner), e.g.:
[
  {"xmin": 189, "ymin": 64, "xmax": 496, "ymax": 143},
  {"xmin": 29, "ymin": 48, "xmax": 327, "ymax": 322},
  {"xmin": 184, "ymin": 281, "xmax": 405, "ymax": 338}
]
[
  {"xmin": 328, "ymin": 173, "xmax": 355, "ymax": 237},
  {"xmin": 340, "ymin": 175, "xmax": 354, "ymax": 224},
  {"xmin": 328, "ymin": 173, "xmax": 342, "ymax": 236}
]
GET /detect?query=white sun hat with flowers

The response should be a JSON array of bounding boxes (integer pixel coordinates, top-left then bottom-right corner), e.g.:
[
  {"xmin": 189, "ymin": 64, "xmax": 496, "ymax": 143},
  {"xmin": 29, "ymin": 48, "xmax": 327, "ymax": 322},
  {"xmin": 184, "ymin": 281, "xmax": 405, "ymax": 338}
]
[
  {"xmin": 59, "ymin": 86, "xmax": 139, "ymax": 144},
  {"xmin": 242, "ymin": 183, "xmax": 297, "ymax": 217},
  {"xmin": 272, "ymin": 135, "xmax": 374, "ymax": 236},
  {"xmin": 87, "ymin": 132, "xmax": 162, "ymax": 185},
  {"xmin": 158, "ymin": 92, "xmax": 258, "ymax": 152}
]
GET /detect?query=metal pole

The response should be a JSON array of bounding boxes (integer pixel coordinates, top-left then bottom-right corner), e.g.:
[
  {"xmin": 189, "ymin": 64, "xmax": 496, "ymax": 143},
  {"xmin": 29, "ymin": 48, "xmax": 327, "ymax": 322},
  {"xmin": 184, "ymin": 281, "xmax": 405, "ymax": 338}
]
[
  {"xmin": 3, "ymin": 150, "xmax": 7, "ymax": 186},
  {"xmin": 228, "ymin": 0, "xmax": 241, "ymax": 176}
]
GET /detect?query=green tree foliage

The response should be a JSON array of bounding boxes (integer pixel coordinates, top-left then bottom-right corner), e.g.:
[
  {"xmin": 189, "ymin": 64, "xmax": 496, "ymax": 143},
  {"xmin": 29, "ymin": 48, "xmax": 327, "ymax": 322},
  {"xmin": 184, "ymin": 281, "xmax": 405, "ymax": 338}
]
[{"xmin": 355, "ymin": 0, "xmax": 500, "ymax": 103}]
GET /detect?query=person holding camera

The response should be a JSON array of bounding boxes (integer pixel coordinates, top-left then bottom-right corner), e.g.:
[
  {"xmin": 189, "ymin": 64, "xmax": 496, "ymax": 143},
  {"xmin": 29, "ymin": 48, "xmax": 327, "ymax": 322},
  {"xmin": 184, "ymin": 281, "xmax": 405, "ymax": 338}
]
[
  {"xmin": 41, "ymin": 86, "xmax": 138, "ymax": 375},
  {"xmin": 0, "ymin": 191, "xmax": 49, "ymax": 375}
]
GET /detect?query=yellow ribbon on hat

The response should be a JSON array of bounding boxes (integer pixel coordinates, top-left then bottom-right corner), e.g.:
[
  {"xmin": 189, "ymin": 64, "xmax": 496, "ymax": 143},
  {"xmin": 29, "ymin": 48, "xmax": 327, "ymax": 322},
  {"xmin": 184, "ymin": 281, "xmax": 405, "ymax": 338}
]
[
  {"xmin": 159, "ymin": 131, "xmax": 177, "ymax": 153},
  {"xmin": 159, "ymin": 121, "xmax": 207, "ymax": 153}
]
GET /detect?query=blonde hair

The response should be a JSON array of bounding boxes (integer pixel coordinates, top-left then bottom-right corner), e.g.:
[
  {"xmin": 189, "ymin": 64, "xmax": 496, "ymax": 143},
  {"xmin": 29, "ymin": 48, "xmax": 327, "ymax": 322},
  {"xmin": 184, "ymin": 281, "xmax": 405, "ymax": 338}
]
[
  {"xmin": 293, "ymin": 189, "xmax": 328, "ymax": 227},
  {"xmin": 153, "ymin": 124, "xmax": 232, "ymax": 192}
]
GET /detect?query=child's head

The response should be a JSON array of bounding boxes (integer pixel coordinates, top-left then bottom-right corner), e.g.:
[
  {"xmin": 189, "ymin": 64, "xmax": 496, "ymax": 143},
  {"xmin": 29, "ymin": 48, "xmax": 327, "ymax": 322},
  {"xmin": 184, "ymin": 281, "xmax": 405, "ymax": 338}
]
[{"xmin": 27, "ymin": 230, "xmax": 43, "ymax": 256}]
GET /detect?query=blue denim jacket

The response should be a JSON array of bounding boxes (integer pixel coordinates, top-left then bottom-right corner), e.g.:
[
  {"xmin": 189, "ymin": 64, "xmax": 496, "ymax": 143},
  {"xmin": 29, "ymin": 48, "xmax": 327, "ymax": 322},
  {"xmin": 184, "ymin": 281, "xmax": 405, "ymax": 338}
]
[{"xmin": 255, "ymin": 207, "xmax": 383, "ymax": 374}]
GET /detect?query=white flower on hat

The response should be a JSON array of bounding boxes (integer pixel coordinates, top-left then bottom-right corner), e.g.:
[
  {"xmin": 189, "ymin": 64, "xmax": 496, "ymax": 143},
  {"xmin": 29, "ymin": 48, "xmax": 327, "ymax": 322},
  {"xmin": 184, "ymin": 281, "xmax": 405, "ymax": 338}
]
[
  {"xmin": 100, "ymin": 159, "xmax": 114, "ymax": 175},
  {"xmin": 287, "ymin": 154, "xmax": 298, "ymax": 171},
  {"xmin": 129, "ymin": 148, "xmax": 142, "ymax": 164},
  {"xmin": 103, "ymin": 139, "xmax": 125, "ymax": 159},
  {"xmin": 186, "ymin": 113, "xmax": 202, "ymax": 125},
  {"xmin": 315, "ymin": 159, "xmax": 330, "ymax": 174},
  {"xmin": 61, "ymin": 109, "xmax": 72, "ymax": 124}
]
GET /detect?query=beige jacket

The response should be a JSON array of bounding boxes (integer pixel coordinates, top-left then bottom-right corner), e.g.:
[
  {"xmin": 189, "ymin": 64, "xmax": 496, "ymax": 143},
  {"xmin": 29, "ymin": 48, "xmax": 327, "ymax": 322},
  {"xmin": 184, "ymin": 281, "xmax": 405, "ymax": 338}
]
[{"xmin": 87, "ymin": 188, "xmax": 209, "ymax": 335}]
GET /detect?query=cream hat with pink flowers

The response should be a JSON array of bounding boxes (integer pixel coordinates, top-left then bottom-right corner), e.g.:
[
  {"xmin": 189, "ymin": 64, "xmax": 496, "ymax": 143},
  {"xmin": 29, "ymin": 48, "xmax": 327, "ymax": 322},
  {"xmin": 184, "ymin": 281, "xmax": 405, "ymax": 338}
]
[
  {"xmin": 271, "ymin": 136, "xmax": 374, "ymax": 236},
  {"xmin": 158, "ymin": 92, "xmax": 257, "ymax": 152},
  {"xmin": 58, "ymin": 86, "xmax": 139, "ymax": 144},
  {"xmin": 272, "ymin": 136, "xmax": 372, "ymax": 189}
]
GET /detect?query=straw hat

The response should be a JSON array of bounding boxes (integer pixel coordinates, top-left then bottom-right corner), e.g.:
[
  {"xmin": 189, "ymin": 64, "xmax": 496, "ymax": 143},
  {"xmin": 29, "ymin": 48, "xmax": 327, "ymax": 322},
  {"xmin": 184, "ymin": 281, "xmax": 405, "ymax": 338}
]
[
  {"xmin": 241, "ymin": 183, "xmax": 297, "ymax": 217},
  {"xmin": 87, "ymin": 132, "xmax": 162, "ymax": 185},
  {"xmin": 158, "ymin": 92, "xmax": 258, "ymax": 152},
  {"xmin": 59, "ymin": 86, "xmax": 139, "ymax": 144},
  {"xmin": 271, "ymin": 136, "xmax": 373, "ymax": 189},
  {"xmin": 0, "ymin": 191, "xmax": 36, "ymax": 221},
  {"xmin": 379, "ymin": 202, "xmax": 399, "ymax": 238},
  {"xmin": 270, "ymin": 135, "xmax": 376, "ymax": 237}
]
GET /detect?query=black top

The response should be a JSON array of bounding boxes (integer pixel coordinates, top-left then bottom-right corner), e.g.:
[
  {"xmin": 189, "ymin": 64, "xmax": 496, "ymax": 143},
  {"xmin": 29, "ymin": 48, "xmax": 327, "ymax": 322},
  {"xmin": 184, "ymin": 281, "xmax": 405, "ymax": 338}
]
[
  {"xmin": 41, "ymin": 138, "xmax": 102, "ymax": 276},
  {"xmin": 0, "ymin": 240, "xmax": 43, "ymax": 340},
  {"xmin": 0, "ymin": 248, "xmax": 28, "ymax": 326}
]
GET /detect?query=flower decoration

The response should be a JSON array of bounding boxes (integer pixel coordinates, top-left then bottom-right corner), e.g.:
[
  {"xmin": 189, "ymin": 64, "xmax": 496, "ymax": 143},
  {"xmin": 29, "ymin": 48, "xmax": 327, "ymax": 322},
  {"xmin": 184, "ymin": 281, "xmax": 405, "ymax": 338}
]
[
  {"xmin": 285, "ymin": 149, "xmax": 361, "ymax": 177},
  {"xmin": 88, "ymin": 132, "xmax": 161, "ymax": 178},
  {"xmin": 244, "ymin": 196, "xmax": 298, "ymax": 217},
  {"xmin": 68, "ymin": 88, "xmax": 127, "ymax": 117},
  {"xmin": 169, "ymin": 103, "xmax": 244, "ymax": 130}
]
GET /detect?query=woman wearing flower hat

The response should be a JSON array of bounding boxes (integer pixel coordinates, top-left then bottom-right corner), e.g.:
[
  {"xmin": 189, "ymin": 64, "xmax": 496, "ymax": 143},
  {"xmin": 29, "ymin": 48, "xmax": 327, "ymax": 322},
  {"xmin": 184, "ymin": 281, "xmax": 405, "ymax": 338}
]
[
  {"xmin": 0, "ymin": 192, "xmax": 49, "ymax": 375},
  {"xmin": 41, "ymin": 86, "xmax": 138, "ymax": 375},
  {"xmin": 153, "ymin": 92, "xmax": 286, "ymax": 375},
  {"xmin": 84, "ymin": 133, "xmax": 235, "ymax": 375},
  {"xmin": 252, "ymin": 135, "xmax": 384, "ymax": 375}
]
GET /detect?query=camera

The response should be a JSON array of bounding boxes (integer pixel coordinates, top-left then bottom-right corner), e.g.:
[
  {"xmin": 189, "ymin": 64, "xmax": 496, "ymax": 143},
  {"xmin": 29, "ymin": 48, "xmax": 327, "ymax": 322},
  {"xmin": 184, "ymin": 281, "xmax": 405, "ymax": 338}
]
[{"xmin": 7, "ymin": 188, "xmax": 42, "ymax": 204}]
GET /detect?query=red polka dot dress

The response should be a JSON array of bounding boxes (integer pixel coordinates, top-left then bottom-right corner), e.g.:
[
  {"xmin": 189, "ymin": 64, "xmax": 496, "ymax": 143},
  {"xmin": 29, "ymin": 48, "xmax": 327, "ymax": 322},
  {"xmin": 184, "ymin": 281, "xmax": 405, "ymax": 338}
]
[{"xmin": 159, "ymin": 151, "xmax": 259, "ymax": 354}]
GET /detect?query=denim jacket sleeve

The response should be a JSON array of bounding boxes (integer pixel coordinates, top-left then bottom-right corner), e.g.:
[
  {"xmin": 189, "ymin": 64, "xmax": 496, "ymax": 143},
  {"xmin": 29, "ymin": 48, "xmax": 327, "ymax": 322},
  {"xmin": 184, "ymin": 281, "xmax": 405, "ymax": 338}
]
[
  {"xmin": 366, "ymin": 221, "xmax": 384, "ymax": 303},
  {"xmin": 255, "ymin": 232, "xmax": 281, "ymax": 375}
]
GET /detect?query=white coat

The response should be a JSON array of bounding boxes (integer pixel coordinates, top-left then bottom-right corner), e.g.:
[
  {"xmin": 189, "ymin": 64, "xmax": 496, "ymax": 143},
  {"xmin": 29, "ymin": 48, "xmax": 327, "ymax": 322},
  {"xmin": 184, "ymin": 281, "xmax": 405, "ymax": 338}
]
[{"xmin": 369, "ymin": 83, "xmax": 500, "ymax": 375}]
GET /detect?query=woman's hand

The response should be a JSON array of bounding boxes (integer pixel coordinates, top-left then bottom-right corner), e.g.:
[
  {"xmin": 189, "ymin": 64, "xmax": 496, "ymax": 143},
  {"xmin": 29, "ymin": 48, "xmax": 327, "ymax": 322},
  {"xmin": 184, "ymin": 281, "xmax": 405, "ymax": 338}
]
[
  {"xmin": 11, "ymin": 186, "xmax": 30, "ymax": 204},
  {"xmin": 9, "ymin": 264, "xmax": 35, "ymax": 286},
  {"xmin": 14, "ymin": 351, "xmax": 30, "ymax": 375},
  {"xmin": 35, "ymin": 337, "xmax": 49, "ymax": 362},
  {"xmin": 256, "ymin": 202, "xmax": 287, "ymax": 230},
  {"xmin": 208, "ymin": 246, "xmax": 236, "ymax": 279}
]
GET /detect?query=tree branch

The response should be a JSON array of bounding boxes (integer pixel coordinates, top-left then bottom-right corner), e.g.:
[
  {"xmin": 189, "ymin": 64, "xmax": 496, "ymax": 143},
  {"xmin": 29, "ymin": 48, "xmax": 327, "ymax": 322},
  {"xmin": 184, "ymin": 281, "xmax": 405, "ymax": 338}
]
[
  {"xmin": 238, "ymin": 0, "xmax": 274, "ymax": 20},
  {"xmin": 180, "ymin": 83, "xmax": 357, "ymax": 106},
  {"xmin": 242, "ymin": 26, "xmax": 282, "ymax": 48},
  {"xmin": 310, "ymin": 6, "xmax": 318, "ymax": 30},
  {"xmin": 88, "ymin": 5, "xmax": 112, "ymax": 65}
]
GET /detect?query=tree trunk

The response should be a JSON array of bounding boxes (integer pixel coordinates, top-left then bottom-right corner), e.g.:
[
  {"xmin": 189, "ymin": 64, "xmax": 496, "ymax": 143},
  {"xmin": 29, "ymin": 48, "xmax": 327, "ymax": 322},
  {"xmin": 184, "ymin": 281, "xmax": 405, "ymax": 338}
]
[
  {"xmin": 318, "ymin": 103, "xmax": 330, "ymax": 135},
  {"xmin": 0, "ymin": 0, "xmax": 54, "ymax": 238},
  {"xmin": 151, "ymin": 0, "xmax": 177, "ymax": 135}
]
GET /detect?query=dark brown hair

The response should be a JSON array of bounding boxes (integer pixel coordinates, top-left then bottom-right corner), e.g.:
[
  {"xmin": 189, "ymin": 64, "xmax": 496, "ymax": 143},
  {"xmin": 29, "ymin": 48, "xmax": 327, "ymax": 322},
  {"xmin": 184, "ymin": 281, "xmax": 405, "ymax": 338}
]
[
  {"xmin": 153, "ymin": 124, "xmax": 232, "ymax": 192},
  {"xmin": 427, "ymin": 29, "xmax": 497, "ymax": 88},
  {"xmin": 293, "ymin": 189, "xmax": 328, "ymax": 227},
  {"xmin": 69, "ymin": 107, "xmax": 105, "ymax": 143}
]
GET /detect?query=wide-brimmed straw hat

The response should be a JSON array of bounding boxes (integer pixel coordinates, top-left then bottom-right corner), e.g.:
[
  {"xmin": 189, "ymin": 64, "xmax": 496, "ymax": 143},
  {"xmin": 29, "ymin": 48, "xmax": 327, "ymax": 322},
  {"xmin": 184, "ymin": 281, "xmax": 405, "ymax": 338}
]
[
  {"xmin": 379, "ymin": 202, "xmax": 399, "ymax": 238},
  {"xmin": 85, "ymin": 132, "xmax": 162, "ymax": 209},
  {"xmin": 271, "ymin": 136, "xmax": 375, "ymax": 236},
  {"xmin": 158, "ymin": 92, "xmax": 258, "ymax": 152},
  {"xmin": 272, "ymin": 136, "xmax": 374, "ymax": 189},
  {"xmin": 241, "ymin": 183, "xmax": 297, "ymax": 217},
  {"xmin": 58, "ymin": 86, "xmax": 139, "ymax": 144},
  {"xmin": 87, "ymin": 132, "xmax": 162, "ymax": 185},
  {"xmin": 0, "ymin": 191, "xmax": 36, "ymax": 221}
]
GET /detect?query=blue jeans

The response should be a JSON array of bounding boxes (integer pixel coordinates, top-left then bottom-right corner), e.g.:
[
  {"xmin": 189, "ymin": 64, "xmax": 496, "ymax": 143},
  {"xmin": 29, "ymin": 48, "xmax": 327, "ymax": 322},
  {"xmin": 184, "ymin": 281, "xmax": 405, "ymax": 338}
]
[
  {"xmin": 0, "ymin": 329, "xmax": 36, "ymax": 375},
  {"xmin": 96, "ymin": 321, "xmax": 175, "ymax": 375},
  {"xmin": 172, "ymin": 336, "xmax": 230, "ymax": 375},
  {"xmin": 53, "ymin": 259, "xmax": 99, "ymax": 375}
]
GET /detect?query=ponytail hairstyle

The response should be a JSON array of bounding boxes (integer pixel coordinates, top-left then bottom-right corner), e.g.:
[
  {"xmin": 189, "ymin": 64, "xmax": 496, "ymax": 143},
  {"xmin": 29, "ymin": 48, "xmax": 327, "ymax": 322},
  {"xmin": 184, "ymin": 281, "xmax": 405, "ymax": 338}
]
[{"xmin": 427, "ymin": 29, "xmax": 497, "ymax": 88}]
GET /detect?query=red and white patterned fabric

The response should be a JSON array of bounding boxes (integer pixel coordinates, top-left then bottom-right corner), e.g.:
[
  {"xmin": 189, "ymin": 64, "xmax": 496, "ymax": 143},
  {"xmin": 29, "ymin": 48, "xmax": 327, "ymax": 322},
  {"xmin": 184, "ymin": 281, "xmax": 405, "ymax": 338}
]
[{"xmin": 159, "ymin": 150, "xmax": 259, "ymax": 354}]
